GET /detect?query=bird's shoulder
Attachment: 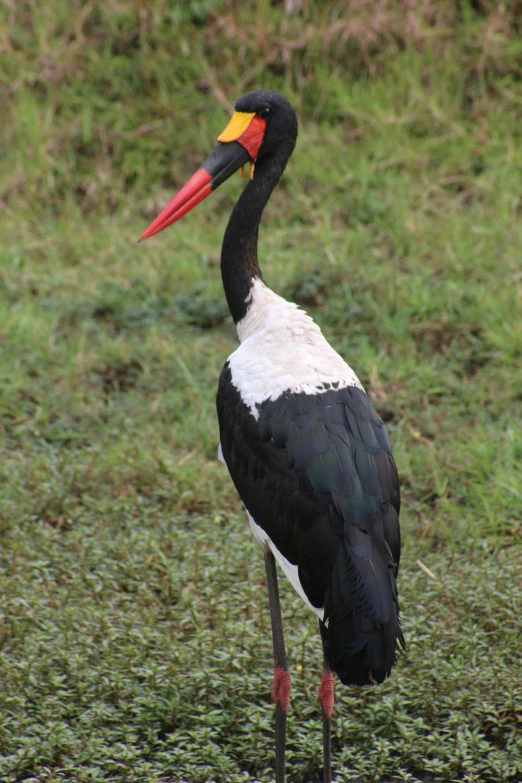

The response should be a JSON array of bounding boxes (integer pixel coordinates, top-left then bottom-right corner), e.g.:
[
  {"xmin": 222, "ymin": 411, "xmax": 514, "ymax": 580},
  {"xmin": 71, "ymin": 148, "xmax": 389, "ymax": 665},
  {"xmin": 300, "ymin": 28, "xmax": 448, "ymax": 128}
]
[{"xmin": 226, "ymin": 326, "xmax": 363, "ymax": 419}]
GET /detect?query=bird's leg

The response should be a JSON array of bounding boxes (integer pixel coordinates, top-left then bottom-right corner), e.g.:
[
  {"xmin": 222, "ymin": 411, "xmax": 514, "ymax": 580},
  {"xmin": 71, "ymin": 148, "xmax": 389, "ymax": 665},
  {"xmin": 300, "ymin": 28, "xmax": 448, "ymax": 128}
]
[
  {"xmin": 318, "ymin": 658, "xmax": 335, "ymax": 783},
  {"xmin": 264, "ymin": 550, "xmax": 291, "ymax": 783}
]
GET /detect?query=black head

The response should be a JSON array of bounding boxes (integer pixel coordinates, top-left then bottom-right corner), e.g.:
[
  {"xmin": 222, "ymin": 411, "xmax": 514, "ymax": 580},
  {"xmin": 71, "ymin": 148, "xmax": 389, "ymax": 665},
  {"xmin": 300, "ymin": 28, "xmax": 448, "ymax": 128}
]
[{"xmin": 235, "ymin": 90, "xmax": 298, "ymax": 161}]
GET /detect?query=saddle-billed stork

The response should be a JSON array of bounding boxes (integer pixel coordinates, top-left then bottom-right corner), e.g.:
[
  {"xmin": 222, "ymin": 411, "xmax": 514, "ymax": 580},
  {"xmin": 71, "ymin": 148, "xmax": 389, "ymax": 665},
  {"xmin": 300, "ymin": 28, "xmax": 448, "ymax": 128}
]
[{"xmin": 140, "ymin": 90, "xmax": 403, "ymax": 782}]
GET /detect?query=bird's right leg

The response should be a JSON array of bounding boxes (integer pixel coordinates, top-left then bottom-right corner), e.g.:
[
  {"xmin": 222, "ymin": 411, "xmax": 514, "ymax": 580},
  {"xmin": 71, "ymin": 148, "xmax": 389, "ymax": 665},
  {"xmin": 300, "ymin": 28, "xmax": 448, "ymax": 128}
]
[
  {"xmin": 318, "ymin": 658, "xmax": 335, "ymax": 783},
  {"xmin": 264, "ymin": 550, "xmax": 291, "ymax": 783}
]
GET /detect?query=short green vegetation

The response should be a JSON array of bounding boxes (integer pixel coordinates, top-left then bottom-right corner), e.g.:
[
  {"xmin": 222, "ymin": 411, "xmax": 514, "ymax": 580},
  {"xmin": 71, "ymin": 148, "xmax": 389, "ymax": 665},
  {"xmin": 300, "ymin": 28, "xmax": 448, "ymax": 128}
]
[{"xmin": 1, "ymin": 2, "xmax": 521, "ymax": 781}]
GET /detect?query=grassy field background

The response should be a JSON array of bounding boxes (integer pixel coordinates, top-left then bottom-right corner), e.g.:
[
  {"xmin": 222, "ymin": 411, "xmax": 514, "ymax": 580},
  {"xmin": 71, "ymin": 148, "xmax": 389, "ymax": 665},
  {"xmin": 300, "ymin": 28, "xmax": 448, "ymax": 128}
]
[{"xmin": 1, "ymin": 1, "xmax": 522, "ymax": 781}]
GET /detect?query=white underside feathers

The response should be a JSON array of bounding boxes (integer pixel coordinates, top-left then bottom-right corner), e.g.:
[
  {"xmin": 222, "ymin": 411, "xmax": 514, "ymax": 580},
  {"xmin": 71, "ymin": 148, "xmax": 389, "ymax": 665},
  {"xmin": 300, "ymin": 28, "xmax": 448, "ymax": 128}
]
[
  {"xmin": 217, "ymin": 443, "xmax": 226, "ymax": 465},
  {"xmin": 247, "ymin": 512, "xmax": 324, "ymax": 621}
]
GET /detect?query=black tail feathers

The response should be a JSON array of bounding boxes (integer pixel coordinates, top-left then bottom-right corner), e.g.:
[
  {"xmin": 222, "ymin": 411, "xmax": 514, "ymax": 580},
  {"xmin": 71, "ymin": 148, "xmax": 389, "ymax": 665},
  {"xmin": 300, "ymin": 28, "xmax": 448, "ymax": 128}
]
[{"xmin": 322, "ymin": 527, "xmax": 403, "ymax": 687}]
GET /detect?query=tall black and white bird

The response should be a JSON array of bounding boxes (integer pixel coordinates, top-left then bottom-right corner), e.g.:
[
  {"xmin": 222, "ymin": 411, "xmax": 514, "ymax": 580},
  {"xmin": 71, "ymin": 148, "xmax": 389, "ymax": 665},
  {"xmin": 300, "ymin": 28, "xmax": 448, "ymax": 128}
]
[{"xmin": 140, "ymin": 90, "xmax": 403, "ymax": 783}]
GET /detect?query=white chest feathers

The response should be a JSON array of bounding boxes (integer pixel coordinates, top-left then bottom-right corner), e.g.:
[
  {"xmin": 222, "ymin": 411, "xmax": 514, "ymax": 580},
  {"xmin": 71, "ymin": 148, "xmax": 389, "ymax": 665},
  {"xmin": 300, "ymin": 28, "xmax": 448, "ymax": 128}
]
[{"xmin": 228, "ymin": 278, "xmax": 363, "ymax": 419}]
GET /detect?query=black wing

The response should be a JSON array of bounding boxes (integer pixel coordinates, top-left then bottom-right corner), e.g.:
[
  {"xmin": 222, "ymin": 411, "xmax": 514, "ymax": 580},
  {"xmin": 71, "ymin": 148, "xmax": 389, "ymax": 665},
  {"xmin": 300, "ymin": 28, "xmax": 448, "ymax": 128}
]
[{"xmin": 216, "ymin": 362, "xmax": 402, "ymax": 686}]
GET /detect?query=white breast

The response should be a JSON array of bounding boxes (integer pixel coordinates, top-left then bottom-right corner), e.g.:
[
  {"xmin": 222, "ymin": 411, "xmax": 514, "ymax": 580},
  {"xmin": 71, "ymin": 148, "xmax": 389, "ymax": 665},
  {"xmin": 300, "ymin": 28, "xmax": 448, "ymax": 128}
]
[{"xmin": 228, "ymin": 278, "xmax": 363, "ymax": 419}]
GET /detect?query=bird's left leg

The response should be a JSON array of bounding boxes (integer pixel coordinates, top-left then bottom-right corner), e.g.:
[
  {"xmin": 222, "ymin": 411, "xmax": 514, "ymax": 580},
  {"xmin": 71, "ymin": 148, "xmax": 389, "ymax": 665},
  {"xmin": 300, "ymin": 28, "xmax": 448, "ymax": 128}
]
[
  {"xmin": 264, "ymin": 550, "xmax": 291, "ymax": 783},
  {"xmin": 318, "ymin": 657, "xmax": 335, "ymax": 783}
]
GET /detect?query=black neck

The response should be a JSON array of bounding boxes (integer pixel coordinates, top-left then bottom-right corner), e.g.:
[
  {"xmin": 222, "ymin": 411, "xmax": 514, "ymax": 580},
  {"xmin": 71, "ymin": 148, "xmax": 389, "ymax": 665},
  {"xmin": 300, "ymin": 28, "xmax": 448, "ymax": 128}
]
[{"xmin": 221, "ymin": 138, "xmax": 295, "ymax": 323}]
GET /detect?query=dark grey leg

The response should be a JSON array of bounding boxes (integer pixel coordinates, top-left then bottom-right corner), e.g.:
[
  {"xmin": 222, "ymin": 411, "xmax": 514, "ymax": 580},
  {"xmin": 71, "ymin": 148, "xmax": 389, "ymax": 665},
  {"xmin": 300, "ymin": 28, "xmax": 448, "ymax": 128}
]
[{"xmin": 264, "ymin": 551, "xmax": 291, "ymax": 783}]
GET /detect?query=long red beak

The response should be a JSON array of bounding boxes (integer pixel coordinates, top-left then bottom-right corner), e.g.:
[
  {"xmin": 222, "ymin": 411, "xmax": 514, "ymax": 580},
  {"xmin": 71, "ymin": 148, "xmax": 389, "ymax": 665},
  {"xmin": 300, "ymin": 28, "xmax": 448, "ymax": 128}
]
[
  {"xmin": 139, "ymin": 141, "xmax": 252, "ymax": 242},
  {"xmin": 139, "ymin": 169, "xmax": 214, "ymax": 241}
]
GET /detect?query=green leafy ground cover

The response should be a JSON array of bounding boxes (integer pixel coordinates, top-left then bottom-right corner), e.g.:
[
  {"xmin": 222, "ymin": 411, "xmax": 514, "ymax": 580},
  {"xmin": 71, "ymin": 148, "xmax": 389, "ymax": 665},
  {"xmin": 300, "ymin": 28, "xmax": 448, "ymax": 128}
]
[{"xmin": 1, "ymin": 1, "xmax": 521, "ymax": 781}]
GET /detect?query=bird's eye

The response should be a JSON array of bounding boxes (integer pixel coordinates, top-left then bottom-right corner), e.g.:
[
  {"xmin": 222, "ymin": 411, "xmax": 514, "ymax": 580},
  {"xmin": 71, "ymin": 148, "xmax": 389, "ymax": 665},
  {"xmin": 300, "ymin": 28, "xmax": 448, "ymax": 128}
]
[{"xmin": 259, "ymin": 107, "xmax": 271, "ymax": 119}]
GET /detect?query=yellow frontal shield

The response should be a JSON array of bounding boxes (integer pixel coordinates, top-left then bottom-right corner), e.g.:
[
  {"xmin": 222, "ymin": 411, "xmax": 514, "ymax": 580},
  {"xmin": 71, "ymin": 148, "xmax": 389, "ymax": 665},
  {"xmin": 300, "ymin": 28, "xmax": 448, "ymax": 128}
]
[{"xmin": 218, "ymin": 111, "xmax": 256, "ymax": 143}]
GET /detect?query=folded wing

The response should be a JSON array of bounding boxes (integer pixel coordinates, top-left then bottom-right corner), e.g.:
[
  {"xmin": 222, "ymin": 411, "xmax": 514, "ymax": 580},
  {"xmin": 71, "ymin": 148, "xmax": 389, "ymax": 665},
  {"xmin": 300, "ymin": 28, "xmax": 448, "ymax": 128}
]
[{"xmin": 217, "ymin": 362, "xmax": 402, "ymax": 686}]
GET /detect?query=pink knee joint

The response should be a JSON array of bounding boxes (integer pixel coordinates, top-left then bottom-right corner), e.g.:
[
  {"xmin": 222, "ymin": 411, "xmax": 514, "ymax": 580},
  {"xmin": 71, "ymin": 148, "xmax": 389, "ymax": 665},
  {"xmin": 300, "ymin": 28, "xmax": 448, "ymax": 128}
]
[
  {"xmin": 318, "ymin": 670, "xmax": 335, "ymax": 719},
  {"xmin": 271, "ymin": 664, "xmax": 292, "ymax": 715}
]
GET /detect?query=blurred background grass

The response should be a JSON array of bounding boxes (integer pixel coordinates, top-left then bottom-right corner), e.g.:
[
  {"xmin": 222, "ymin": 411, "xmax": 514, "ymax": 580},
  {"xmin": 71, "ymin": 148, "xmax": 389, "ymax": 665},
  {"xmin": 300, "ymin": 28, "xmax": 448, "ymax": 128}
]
[{"xmin": 1, "ymin": 1, "xmax": 521, "ymax": 781}]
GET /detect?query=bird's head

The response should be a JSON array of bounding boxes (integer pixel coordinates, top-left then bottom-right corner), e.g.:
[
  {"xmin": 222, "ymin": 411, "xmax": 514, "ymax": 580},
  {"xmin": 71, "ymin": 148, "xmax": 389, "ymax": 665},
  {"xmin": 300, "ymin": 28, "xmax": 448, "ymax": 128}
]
[
  {"xmin": 139, "ymin": 90, "xmax": 297, "ymax": 241},
  {"xmin": 232, "ymin": 90, "xmax": 298, "ymax": 163}
]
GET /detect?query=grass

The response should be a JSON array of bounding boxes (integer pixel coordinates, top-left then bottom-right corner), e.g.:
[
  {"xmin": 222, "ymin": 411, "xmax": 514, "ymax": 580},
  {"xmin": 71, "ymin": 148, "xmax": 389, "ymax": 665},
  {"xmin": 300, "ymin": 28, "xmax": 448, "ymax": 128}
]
[{"xmin": 1, "ymin": 1, "xmax": 522, "ymax": 781}]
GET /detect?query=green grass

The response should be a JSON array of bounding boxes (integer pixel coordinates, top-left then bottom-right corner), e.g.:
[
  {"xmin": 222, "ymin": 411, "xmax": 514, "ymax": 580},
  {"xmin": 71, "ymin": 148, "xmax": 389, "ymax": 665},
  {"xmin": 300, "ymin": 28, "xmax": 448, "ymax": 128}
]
[{"xmin": 1, "ymin": 1, "xmax": 522, "ymax": 781}]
